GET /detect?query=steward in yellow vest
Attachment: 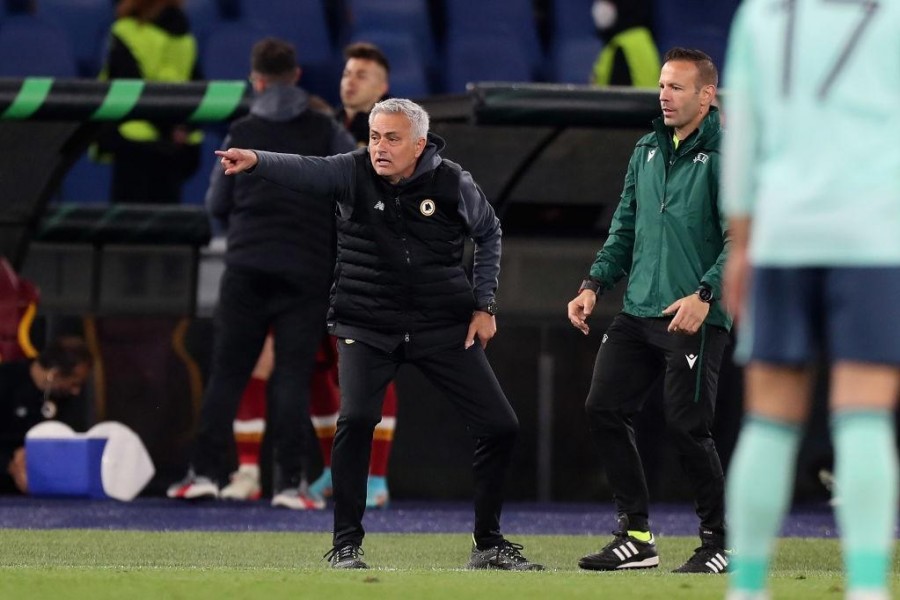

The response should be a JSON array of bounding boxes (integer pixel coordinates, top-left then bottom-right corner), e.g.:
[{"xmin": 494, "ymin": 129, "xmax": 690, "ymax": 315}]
[{"xmin": 97, "ymin": 0, "xmax": 203, "ymax": 203}]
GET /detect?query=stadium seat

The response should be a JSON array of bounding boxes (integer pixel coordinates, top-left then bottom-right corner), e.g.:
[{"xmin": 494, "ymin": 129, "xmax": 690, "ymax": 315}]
[
  {"xmin": 200, "ymin": 22, "xmax": 265, "ymax": 81},
  {"xmin": 550, "ymin": 36, "xmax": 602, "ymax": 85},
  {"xmin": 347, "ymin": 30, "xmax": 429, "ymax": 99},
  {"xmin": 444, "ymin": 34, "xmax": 533, "ymax": 94},
  {"xmin": 184, "ymin": 0, "xmax": 226, "ymax": 45},
  {"xmin": 656, "ymin": 27, "xmax": 730, "ymax": 79},
  {"xmin": 237, "ymin": 0, "xmax": 340, "ymax": 103},
  {"xmin": 0, "ymin": 16, "xmax": 77, "ymax": 77},
  {"xmin": 345, "ymin": 0, "xmax": 436, "ymax": 68},
  {"xmin": 551, "ymin": 0, "xmax": 596, "ymax": 42},
  {"xmin": 59, "ymin": 154, "xmax": 112, "ymax": 205},
  {"xmin": 38, "ymin": 0, "xmax": 113, "ymax": 77},
  {"xmin": 654, "ymin": 0, "xmax": 740, "ymax": 70},
  {"xmin": 443, "ymin": 0, "xmax": 543, "ymax": 77},
  {"xmin": 181, "ymin": 127, "xmax": 225, "ymax": 207}
]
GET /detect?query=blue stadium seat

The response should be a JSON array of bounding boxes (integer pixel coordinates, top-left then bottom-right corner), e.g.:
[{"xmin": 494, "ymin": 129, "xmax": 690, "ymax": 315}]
[
  {"xmin": 345, "ymin": 0, "xmax": 436, "ymax": 67},
  {"xmin": 654, "ymin": 0, "xmax": 740, "ymax": 70},
  {"xmin": 184, "ymin": 0, "xmax": 226, "ymax": 45},
  {"xmin": 200, "ymin": 23, "xmax": 265, "ymax": 81},
  {"xmin": 181, "ymin": 128, "xmax": 226, "ymax": 206},
  {"xmin": 348, "ymin": 29, "xmax": 429, "ymax": 99},
  {"xmin": 550, "ymin": 36, "xmax": 602, "ymax": 85},
  {"xmin": 656, "ymin": 27, "xmax": 730, "ymax": 78},
  {"xmin": 444, "ymin": 0, "xmax": 543, "ymax": 76},
  {"xmin": 39, "ymin": 0, "xmax": 113, "ymax": 77},
  {"xmin": 59, "ymin": 154, "xmax": 111, "ymax": 205},
  {"xmin": 444, "ymin": 34, "xmax": 533, "ymax": 94},
  {"xmin": 238, "ymin": 0, "xmax": 340, "ymax": 104},
  {"xmin": 551, "ymin": 0, "xmax": 596, "ymax": 42},
  {"xmin": 0, "ymin": 16, "xmax": 77, "ymax": 77}
]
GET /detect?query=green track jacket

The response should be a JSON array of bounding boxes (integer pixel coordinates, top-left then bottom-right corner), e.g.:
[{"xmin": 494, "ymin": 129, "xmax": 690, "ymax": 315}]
[{"xmin": 588, "ymin": 107, "xmax": 731, "ymax": 331}]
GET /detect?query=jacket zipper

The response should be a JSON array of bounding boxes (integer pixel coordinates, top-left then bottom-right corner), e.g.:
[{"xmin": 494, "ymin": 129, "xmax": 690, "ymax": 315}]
[{"xmin": 395, "ymin": 194, "xmax": 412, "ymax": 343}]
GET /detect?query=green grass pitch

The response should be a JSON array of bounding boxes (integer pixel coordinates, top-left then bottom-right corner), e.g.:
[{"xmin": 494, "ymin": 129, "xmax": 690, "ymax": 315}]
[{"xmin": 0, "ymin": 529, "xmax": 896, "ymax": 599}]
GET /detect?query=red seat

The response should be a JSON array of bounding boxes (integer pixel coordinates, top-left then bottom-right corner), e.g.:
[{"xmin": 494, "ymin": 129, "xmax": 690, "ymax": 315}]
[{"xmin": 0, "ymin": 257, "xmax": 40, "ymax": 361}]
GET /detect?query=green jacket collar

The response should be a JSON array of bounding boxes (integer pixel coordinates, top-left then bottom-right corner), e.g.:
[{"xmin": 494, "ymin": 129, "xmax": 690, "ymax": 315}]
[{"xmin": 653, "ymin": 105, "xmax": 721, "ymax": 159}]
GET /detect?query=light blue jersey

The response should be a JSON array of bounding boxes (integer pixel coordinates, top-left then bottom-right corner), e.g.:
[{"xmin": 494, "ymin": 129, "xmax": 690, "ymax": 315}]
[{"xmin": 721, "ymin": 0, "xmax": 900, "ymax": 266}]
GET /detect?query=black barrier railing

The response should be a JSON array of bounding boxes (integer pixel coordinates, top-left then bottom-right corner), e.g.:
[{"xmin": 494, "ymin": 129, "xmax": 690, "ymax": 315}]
[
  {"xmin": 0, "ymin": 78, "xmax": 250, "ymax": 122},
  {"xmin": 469, "ymin": 82, "xmax": 660, "ymax": 127}
]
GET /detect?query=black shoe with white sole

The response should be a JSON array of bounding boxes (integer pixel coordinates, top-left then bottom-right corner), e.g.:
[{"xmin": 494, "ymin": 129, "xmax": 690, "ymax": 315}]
[
  {"xmin": 578, "ymin": 532, "xmax": 659, "ymax": 571},
  {"xmin": 672, "ymin": 544, "xmax": 729, "ymax": 574}
]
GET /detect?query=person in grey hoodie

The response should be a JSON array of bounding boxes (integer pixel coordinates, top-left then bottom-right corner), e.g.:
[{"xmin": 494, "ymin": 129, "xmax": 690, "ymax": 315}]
[
  {"xmin": 215, "ymin": 98, "xmax": 543, "ymax": 572},
  {"xmin": 166, "ymin": 38, "xmax": 355, "ymax": 508}
]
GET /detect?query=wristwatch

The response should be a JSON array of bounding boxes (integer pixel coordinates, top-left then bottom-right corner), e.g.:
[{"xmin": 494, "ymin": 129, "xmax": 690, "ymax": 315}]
[
  {"xmin": 477, "ymin": 299, "xmax": 498, "ymax": 316},
  {"xmin": 696, "ymin": 284, "xmax": 714, "ymax": 304}
]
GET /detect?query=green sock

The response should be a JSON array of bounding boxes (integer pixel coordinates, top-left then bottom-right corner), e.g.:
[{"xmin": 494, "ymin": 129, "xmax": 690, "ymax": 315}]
[
  {"xmin": 627, "ymin": 530, "xmax": 652, "ymax": 543},
  {"xmin": 833, "ymin": 410, "xmax": 898, "ymax": 592},
  {"xmin": 726, "ymin": 416, "xmax": 801, "ymax": 593}
]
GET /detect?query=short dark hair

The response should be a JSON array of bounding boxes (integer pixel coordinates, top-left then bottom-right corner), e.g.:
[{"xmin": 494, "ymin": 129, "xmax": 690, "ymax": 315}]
[
  {"xmin": 251, "ymin": 37, "xmax": 298, "ymax": 77},
  {"xmin": 663, "ymin": 47, "xmax": 718, "ymax": 88},
  {"xmin": 344, "ymin": 42, "xmax": 390, "ymax": 75},
  {"xmin": 37, "ymin": 337, "xmax": 92, "ymax": 376}
]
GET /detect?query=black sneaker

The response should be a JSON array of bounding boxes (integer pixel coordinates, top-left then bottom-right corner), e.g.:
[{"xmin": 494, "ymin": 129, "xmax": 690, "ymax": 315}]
[
  {"xmin": 578, "ymin": 532, "xmax": 659, "ymax": 571},
  {"xmin": 672, "ymin": 544, "xmax": 729, "ymax": 574},
  {"xmin": 466, "ymin": 540, "xmax": 544, "ymax": 571},
  {"xmin": 324, "ymin": 544, "xmax": 367, "ymax": 569}
]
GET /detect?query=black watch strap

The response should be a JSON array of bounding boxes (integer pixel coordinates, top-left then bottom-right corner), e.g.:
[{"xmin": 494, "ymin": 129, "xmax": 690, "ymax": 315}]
[{"xmin": 477, "ymin": 299, "xmax": 498, "ymax": 316}]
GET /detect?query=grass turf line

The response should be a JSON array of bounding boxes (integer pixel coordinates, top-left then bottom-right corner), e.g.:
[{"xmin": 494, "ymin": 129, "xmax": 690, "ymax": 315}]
[{"xmin": 0, "ymin": 530, "xmax": 895, "ymax": 599}]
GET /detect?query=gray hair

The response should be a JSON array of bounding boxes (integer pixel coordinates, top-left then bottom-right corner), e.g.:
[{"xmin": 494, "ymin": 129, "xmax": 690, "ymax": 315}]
[{"xmin": 369, "ymin": 98, "xmax": 430, "ymax": 141}]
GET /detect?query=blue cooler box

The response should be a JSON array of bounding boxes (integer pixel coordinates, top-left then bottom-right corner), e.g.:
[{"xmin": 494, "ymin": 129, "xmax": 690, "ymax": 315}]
[{"xmin": 26, "ymin": 437, "xmax": 109, "ymax": 499}]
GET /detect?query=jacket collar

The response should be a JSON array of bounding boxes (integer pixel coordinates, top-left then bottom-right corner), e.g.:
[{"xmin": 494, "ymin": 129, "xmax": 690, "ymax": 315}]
[{"xmin": 653, "ymin": 105, "xmax": 721, "ymax": 158}]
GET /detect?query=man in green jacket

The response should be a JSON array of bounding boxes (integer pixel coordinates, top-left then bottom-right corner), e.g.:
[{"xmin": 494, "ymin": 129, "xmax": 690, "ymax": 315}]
[{"xmin": 567, "ymin": 47, "xmax": 731, "ymax": 575}]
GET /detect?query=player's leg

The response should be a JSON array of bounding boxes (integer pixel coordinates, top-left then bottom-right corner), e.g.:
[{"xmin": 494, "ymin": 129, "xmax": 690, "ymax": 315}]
[
  {"xmin": 367, "ymin": 381, "xmax": 397, "ymax": 508},
  {"xmin": 171, "ymin": 267, "xmax": 269, "ymax": 498},
  {"xmin": 308, "ymin": 336, "xmax": 340, "ymax": 502},
  {"xmin": 827, "ymin": 266, "xmax": 900, "ymax": 600},
  {"xmin": 221, "ymin": 332, "xmax": 273, "ymax": 501},
  {"xmin": 267, "ymin": 288, "xmax": 327, "ymax": 510},
  {"xmin": 726, "ymin": 267, "xmax": 820, "ymax": 599}
]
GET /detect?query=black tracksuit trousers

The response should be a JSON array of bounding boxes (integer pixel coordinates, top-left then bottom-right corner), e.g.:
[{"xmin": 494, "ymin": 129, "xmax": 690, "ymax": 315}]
[
  {"xmin": 331, "ymin": 337, "xmax": 519, "ymax": 550},
  {"xmin": 585, "ymin": 313, "xmax": 729, "ymax": 540},
  {"xmin": 192, "ymin": 266, "xmax": 328, "ymax": 490}
]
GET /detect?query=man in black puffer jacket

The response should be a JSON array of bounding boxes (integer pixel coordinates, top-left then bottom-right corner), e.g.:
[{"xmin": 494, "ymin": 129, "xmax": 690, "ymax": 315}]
[
  {"xmin": 167, "ymin": 38, "xmax": 355, "ymax": 507},
  {"xmin": 215, "ymin": 98, "xmax": 542, "ymax": 572}
]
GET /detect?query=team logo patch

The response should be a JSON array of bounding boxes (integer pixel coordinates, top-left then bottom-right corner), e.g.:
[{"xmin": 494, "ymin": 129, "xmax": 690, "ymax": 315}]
[
  {"xmin": 693, "ymin": 153, "xmax": 709, "ymax": 164},
  {"xmin": 420, "ymin": 199, "xmax": 436, "ymax": 216},
  {"xmin": 373, "ymin": 201, "xmax": 385, "ymax": 211}
]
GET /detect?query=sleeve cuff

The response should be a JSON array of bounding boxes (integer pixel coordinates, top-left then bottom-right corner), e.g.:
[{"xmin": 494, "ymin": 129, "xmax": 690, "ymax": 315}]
[{"xmin": 578, "ymin": 278, "xmax": 602, "ymax": 294}]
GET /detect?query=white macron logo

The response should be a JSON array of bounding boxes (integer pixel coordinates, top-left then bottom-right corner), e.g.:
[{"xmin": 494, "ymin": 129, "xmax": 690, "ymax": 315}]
[
  {"xmin": 647, "ymin": 149, "xmax": 657, "ymax": 162},
  {"xmin": 685, "ymin": 354, "xmax": 698, "ymax": 369},
  {"xmin": 374, "ymin": 201, "xmax": 385, "ymax": 211}
]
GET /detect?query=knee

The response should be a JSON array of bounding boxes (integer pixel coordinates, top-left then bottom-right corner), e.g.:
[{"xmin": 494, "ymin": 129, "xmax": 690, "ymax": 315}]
[
  {"xmin": 337, "ymin": 411, "xmax": 381, "ymax": 432},
  {"xmin": 483, "ymin": 412, "xmax": 519, "ymax": 441},
  {"xmin": 585, "ymin": 400, "xmax": 623, "ymax": 432},
  {"xmin": 666, "ymin": 421, "xmax": 711, "ymax": 452}
]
